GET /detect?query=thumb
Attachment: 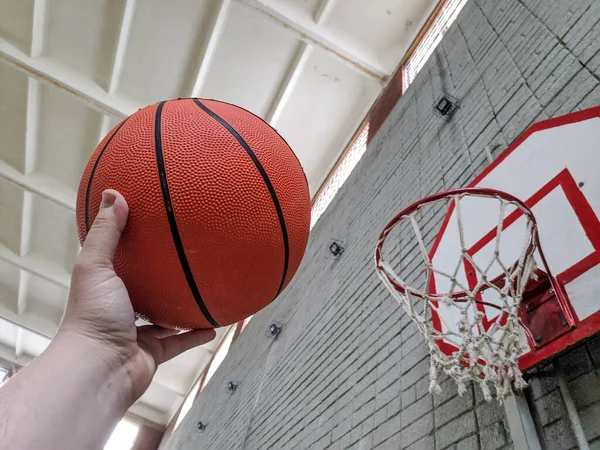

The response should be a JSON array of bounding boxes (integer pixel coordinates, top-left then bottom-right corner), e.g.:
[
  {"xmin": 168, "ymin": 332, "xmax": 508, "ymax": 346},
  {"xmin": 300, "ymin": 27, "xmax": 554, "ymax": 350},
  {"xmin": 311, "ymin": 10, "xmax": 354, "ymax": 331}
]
[{"xmin": 79, "ymin": 189, "xmax": 129, "ymax": 267}]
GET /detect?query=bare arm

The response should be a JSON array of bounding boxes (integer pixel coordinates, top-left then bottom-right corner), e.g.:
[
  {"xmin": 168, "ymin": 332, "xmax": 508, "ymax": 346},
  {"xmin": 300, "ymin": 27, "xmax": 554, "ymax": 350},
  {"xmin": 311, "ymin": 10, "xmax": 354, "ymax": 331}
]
[{"xmin": 0, "ymin": 190, "xmax": 215, "ymax": 449}]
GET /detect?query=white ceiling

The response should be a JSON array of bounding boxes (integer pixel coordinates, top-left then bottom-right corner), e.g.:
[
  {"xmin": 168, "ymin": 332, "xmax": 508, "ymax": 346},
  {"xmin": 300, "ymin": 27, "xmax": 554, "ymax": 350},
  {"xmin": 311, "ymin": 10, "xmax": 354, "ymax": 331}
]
[{"xmin": 0, "ymin": 0, "xmax": 439, "ymax": 426}]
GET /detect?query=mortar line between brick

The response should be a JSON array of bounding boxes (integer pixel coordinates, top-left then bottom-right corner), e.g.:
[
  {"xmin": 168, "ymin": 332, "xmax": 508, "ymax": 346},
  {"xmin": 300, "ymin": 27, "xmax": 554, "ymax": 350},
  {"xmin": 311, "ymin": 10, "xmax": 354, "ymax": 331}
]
[
  {"xmin": 471, "ymin": 0, "xmax": 545, "ymax": 115},
  {"xmin": 433, "ymin": 47, "xmax": 504, "ymax": 190},
  {"xmin": 434, "ymin": 47, "xmax": 455, "ymax": 192},
  {"xmin": 544, "ymin": 0, "xmax": 595, "ymax": 40},
  {"xmin": 257, "ymin": 281, "xmax": 380, "ymax": 395},
  {"xmin": 240, "ymin": 340, "xmax": 277, "ymax": 449},
  {"xmin": 429, "ymin": 44, "xmax": 472, "ymax": 168},
  {"xmin": 248, "ymin": 295, "xmax": 387, "ymax": 443},
  {"xmin": 451, "ymin": 19, "xmax": 502, "ymax": 159},
  {"xmin": 515, "ymin": 0, "xmax": 600, "ymax": 85},
  {"xmin": 414, "ymin": 74, "xmax": 425, "ymax": 196},
  {"xmin": 581, "ymin": 52, "xmax": 600, "ymax": 83},
  {"xmin": 273, "ymin": 279, "xmax": 386, "ymax": 378},
  {"xmin": 566, "ymin": 12, "xmax": 600, "ymax": 66},
  {"xmin": 262, "ymin": 259, "xmax": 378, "ymax": 378}
]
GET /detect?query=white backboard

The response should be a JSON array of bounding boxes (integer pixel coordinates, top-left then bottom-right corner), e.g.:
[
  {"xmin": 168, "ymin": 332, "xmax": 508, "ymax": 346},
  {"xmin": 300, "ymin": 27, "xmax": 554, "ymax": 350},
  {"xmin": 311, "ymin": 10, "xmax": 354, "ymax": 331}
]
[{"xmin": 431, "ymin": 107, "xmax": 600, "ymax": 370}]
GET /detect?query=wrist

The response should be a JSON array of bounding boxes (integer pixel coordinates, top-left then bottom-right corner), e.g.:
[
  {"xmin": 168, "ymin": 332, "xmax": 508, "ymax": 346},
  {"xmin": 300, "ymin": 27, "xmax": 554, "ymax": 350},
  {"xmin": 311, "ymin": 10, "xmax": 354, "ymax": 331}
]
[
  {"xmin": 52, "ymin": 329, "xmax": 136, "ymax": 408},
  {"xmin": 0, "ymin": 329, "xmax": 134, "ymax": 450}
]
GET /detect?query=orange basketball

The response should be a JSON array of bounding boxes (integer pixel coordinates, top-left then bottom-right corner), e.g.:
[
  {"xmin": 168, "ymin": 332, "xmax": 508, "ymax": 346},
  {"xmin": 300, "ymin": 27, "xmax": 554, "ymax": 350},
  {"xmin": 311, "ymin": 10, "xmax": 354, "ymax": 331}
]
[{"xmin": 76, "ymin": 99, "xmax": 311, "ymax": 329}]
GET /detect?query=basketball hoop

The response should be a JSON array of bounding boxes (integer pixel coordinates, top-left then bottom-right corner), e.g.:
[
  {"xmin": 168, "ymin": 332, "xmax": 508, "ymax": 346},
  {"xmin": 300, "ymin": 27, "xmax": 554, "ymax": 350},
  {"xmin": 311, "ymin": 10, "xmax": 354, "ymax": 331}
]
[{"xmin": 374, "ymin": 188, "xmax": 570, "ymax": 400}]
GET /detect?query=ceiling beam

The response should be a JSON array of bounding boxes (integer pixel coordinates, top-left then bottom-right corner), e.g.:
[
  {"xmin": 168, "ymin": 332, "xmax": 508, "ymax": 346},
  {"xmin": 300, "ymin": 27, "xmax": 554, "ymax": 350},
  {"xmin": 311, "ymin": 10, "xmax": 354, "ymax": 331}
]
[
  {"xmin": 236, "ymin": 0, "xmax": 388, "ymax": 82},
  {"xmin": 0, "ymin": 244, "xmax": 71, "ymax": 289},
  {"xmin": 14, "ymin": 327, "xmax": 24, "ymax": 358},
  {"xmin": 0, "ymin": 341, "xmax": 32, "ymax": 368},
  {"xmin": 17, "ymin": 192, "xmax": 33, "ymax": 258},
  {"xmin": 16, "ymin": 271, "xmax": 29, "ymax": 318},
  {"xmin": 0, "ymin": 159, "xmax": 75, "ymax": 211},
  {"xmin": 266, "ymin": 43, "xmax": 311, "ymax": 127},
  {"xmin": 190, "ymin": 0, "xmax": 231, "ymax": 97},
  {"xmin": 24, "ymin": 78, "xmax": 41, "ymax": 176},
  {"xmin": 123, "ymin": 411, "xmax": 166, "ymax": 432},
  {"xmin": 15, "ymin": 79, "xmax": 41, "ymax": 328},
  {"xmin": 266, "ymin": 0, "xmax": 338, "ymax": 126},
  {"xmin": 128, "ymin": 402, "xmax": 172, "ymax": 427},
  {"xmin": 20, "ymin": 76, "xmax": 39, "ymax": 257},
  {"xmin": 107, "ymin": 0, "xmax": 137, "ymax": 94},
  {"xmin": 97, "ymin": 115, "xmax": 113, "ymax": 145},
  {"xmin": 30, "ymin": 0, "xmax": 48, "ymax": 57},
  {"xmin": 16, "ymin": 193, "xmax": 33, "ymax": 322},
  {"xmin": 0, "ymin": 300, "xmax": 58, "ymax": 340},
  {"xmin": 313, "ymin": 0, "xmax": 338, "ymax": 23},
  {"xmin": 0, "ymin": 37, "xmax": 138, "ymax": 118}
]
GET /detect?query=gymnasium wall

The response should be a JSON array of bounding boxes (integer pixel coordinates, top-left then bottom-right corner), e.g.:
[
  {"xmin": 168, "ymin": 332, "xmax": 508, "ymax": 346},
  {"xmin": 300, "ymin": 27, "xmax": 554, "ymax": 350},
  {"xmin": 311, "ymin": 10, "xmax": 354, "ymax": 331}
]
[{"xmin": 164, "ymin": 0, "xmax": 600, "ymax": 448}]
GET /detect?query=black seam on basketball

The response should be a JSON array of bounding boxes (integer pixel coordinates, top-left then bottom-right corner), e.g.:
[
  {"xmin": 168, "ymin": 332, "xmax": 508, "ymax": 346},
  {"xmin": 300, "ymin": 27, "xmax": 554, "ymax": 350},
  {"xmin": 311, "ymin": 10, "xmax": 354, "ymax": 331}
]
[
  {"xmin": 173, "ymin": 98, "xmax": 308, "ymax": 190},
  {"xmin": 193, "ymin": 98, "xmax": 290, "ymax": 297},
  {"xmin": 85, "ymin": 118, "xmax": 129, "ymax": 233},
  {"xmin": 193, "ymin": 98, "xmax": 307, "ymax": 185},
  {"xmin": 154, "ymin": 101, "xmax": 220, "ymax": 328}
]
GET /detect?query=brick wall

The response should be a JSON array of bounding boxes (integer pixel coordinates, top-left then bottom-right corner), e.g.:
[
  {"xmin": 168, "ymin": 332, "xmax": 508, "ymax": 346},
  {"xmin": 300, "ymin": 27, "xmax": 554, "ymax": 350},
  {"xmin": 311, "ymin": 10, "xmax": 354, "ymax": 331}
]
[
  {"xmin": 164, "ymin": 0, "xmax": 600, "ymax": 448},
  {"xmin": 525, "ymin": 334, "xmax": 600, "ymax": 449}
]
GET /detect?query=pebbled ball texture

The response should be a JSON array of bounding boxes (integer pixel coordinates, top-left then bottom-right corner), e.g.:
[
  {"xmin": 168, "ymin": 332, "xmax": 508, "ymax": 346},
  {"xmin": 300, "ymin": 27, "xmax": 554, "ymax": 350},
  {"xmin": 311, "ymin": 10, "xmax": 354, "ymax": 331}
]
[{"xmin": 76, "ymin": 99, "xmax": 311, "ymax": 329}]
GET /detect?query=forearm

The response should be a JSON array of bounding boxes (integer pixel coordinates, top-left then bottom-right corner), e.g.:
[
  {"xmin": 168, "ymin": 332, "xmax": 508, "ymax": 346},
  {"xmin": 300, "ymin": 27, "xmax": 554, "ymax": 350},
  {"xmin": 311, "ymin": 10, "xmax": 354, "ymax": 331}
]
[
  {"xmin": 0, "ymin": 332, "xmax": 131, "ymax": 450},
  {"xmin": 0, "ymin": 191, "xmax": 216, "ymax": 449}
]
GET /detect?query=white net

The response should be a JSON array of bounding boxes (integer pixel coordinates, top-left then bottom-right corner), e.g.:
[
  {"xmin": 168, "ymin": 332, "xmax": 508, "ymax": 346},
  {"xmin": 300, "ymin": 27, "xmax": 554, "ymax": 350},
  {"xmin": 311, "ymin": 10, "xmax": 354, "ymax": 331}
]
[{"xmin": 375, "ymin": 190, "xmax": 540, "ymax": 400}]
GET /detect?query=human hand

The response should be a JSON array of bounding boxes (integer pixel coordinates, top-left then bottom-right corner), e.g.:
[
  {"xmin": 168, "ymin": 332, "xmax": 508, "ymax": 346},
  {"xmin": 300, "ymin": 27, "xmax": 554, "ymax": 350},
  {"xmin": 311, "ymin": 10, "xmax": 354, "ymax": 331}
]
[
  {"xmin": 59, "ymin": 189, "xmax": 216, "ymax": 404},
  {"xmin": 0, "ymin": 190, "xmax": 215, "ymax": 449}
]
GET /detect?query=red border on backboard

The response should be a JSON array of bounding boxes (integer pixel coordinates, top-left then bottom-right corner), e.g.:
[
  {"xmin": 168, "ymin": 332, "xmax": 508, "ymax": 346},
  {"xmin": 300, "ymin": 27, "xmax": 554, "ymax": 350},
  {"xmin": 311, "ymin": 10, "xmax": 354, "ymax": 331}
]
[
  {"xmin": 467, "ymin": 169, "xmax": 600, "ymax": 288},
  {"xmin": 429, "ymin": 105, "xmax": 600, "ymax": 371}
]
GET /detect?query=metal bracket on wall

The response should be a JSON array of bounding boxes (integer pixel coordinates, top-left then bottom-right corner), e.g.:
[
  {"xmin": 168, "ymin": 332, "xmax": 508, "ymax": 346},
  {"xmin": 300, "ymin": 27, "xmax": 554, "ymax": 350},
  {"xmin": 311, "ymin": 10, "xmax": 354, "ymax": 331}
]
[
  {"xmin": 227, "ymin": 381, "xmax": 238, "ymax": 393},
  {"xmin": 326, "ymin": 239, "xmax": 345, "ymax": 259},
  {"xmin": 433, "ymin": 93, "xmax": 458, "ymax": 120},
  {"xmin": 267, "ymin": 322, "xmax": 282, "ymax": 339}
]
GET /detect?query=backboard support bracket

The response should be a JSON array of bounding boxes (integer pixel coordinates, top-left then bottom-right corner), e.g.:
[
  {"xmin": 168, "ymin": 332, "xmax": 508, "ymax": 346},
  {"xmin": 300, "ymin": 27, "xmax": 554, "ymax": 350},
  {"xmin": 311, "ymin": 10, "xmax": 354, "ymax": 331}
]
[{"xmin": 518, "ymin": 270, "xmax": 574, "ymax": 349}]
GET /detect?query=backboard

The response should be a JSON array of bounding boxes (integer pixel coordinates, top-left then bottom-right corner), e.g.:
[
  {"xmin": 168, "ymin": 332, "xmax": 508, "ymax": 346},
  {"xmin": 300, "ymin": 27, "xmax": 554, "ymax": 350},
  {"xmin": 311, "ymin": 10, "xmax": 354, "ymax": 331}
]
[{"xmin": 431, "ymin": 106, "xmax": 600, "ymax": 371}]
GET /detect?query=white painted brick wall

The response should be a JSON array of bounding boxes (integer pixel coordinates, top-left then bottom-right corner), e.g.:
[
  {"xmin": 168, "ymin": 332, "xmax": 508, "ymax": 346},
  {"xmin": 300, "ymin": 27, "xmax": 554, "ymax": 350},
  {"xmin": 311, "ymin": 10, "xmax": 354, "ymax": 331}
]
[{"xmin": 164, "ymin": 0, "xmax": 600, "ymax": 448}]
